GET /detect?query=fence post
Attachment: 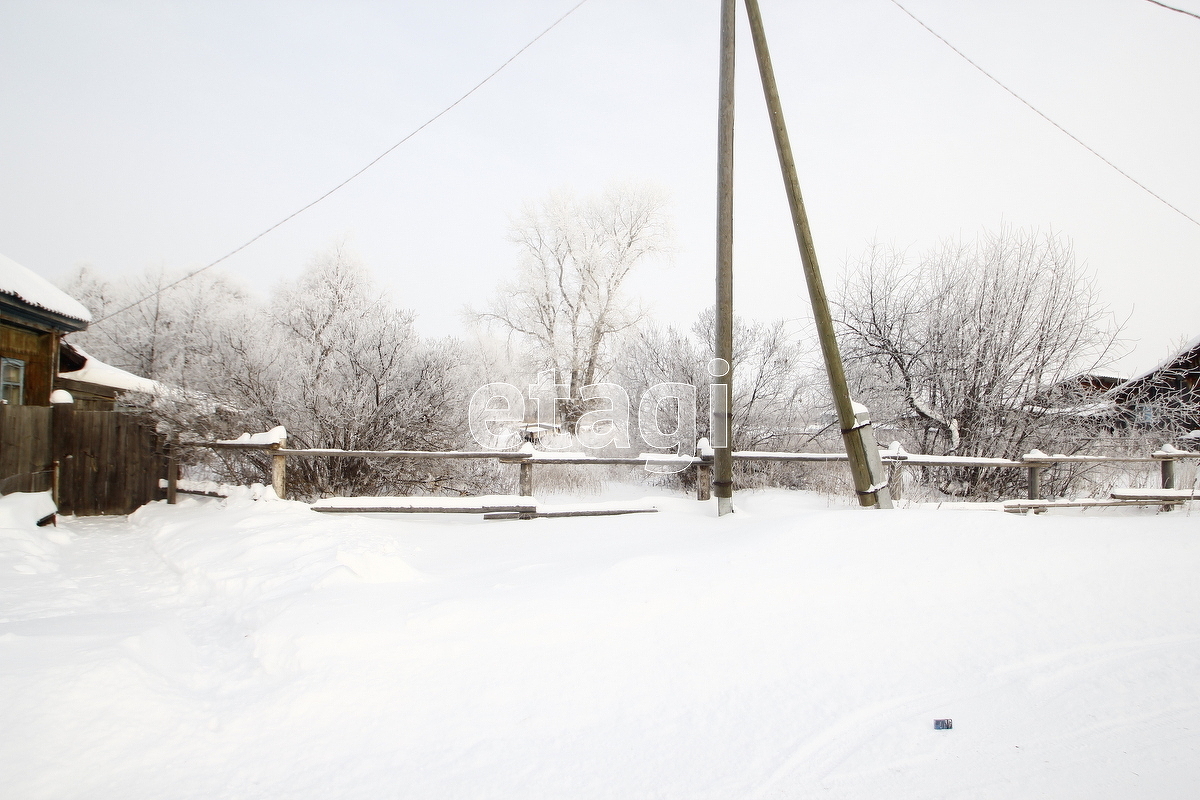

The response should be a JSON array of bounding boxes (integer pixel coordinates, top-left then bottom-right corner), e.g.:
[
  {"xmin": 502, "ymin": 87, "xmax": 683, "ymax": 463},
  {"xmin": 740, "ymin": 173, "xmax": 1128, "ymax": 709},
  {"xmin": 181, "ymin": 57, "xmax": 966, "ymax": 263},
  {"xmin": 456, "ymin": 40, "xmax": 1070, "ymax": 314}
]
[
  {"xmin": 696, "ymin": 460, "xmax": 712, "ymax": 501},
  {"xmin": 51, "ymin": 403, "xmax": 74, "ymax": 516},
  {"xmin": 519, "ymin": 460, "xmax": 534, "ymax": 497},
  {"xmin": 1026, "ymin": 466, "xmax": 1041, "ymax": 501},
  {"xmin": 1160, "ymin": 457, "xmax": 1176, "ymax": 490},
  {"xmin": 271, "ymin": 438, "xmax": 287, "ymax": 500},
  {"xmin": 1160, "ymin": 456, "xmax": 1176, "ymax": 513},
  {"xmin": 166, "ymin": 438, "xmax": 178, "ymax": 505}
]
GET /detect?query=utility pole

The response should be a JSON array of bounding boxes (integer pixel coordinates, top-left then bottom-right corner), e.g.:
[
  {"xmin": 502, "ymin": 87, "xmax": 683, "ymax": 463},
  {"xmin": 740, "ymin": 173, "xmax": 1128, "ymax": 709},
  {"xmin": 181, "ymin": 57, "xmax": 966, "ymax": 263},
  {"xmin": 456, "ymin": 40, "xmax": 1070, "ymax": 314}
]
[
  {"xmin": 714, "ymin": 0, "xmax": 736, "ymax": 516},
  {"xmin": 742, "ymin": 0, "xmax": 891, "ymax": 508}
]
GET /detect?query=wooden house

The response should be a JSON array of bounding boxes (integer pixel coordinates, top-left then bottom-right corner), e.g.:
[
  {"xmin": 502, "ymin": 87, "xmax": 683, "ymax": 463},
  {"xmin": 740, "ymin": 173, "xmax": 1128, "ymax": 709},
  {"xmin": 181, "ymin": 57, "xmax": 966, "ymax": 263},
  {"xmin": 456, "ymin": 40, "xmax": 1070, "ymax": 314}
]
[
  {"xmin": 2, "ymin": 255, "xmax": 168, "ymax": 513},
  {"xmin": 1027, "ymin": 370, "xmax": 1126, "ymax": 416},
  {"xmin": 0, "ymin": 253, "xmax": 91, "ymax": 406},
  {"xmin": 1106, "ymin": 337, "xmax": 1200, "ymax": 434}
]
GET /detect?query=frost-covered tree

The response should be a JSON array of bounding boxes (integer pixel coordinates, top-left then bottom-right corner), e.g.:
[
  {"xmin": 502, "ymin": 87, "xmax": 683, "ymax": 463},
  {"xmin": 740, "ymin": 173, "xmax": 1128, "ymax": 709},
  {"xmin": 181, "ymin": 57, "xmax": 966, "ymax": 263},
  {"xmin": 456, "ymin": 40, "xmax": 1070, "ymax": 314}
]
[
  {"xmin": 836, "ymin": 227, "xmax": 1122, "ymax": 496},
  {"xmin": 65, "ymin": 249, "xmax": 489, "ymax": 498},
  {"xmin": 617, "ymin": 309, "xmax": 813, "ymax": 453},
  {"xmin": 63, "ymin": 265, "xmax": 250, "ymax": 391},
  {"xmin": 209, "ymin": 248, "xmax": 477, "ymax": 496},
  {"xmin": 473, "ymin": 184, "xmax": 672, "ymax": 429}
]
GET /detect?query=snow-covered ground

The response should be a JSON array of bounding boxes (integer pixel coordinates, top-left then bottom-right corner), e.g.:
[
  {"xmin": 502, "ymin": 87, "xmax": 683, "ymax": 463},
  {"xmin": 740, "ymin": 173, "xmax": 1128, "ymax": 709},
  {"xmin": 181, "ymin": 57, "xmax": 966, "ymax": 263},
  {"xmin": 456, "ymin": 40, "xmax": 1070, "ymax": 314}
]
[{"xmin": 2, "ymin": 488, "xmax": 1198, "ymax": 799}]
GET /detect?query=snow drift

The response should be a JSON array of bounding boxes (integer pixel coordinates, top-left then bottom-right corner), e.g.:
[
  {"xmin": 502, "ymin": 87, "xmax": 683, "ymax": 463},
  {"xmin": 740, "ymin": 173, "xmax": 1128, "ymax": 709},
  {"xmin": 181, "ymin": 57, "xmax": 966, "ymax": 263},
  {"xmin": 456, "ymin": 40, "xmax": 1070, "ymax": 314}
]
[{"xmin": 1, "ymin": 490, "xmax": 1198, "ymax": 798}]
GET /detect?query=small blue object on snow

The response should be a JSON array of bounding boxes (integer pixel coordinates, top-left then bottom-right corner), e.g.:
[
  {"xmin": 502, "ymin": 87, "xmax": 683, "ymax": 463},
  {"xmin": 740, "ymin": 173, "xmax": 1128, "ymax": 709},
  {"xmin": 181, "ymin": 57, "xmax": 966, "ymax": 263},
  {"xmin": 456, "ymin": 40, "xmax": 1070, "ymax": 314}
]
[{"xmin": 934, "ymin": 719, "xmax": 952, "ymax": 730}]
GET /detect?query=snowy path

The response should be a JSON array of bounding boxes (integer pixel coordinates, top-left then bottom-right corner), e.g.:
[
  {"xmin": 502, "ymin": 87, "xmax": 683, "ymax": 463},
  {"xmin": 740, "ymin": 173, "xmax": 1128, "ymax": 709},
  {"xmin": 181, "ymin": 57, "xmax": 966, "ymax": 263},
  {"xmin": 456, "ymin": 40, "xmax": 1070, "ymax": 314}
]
[{"xmin": 2, "ymin": 491, "xmax": 1199, "ymax": 799}]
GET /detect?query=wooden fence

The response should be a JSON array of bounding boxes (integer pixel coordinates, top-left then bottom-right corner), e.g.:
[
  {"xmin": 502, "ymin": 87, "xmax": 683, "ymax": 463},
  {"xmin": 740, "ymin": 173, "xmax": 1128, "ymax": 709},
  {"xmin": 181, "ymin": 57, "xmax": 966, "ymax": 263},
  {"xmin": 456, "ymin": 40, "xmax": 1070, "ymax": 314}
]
[
  {"xmin": 0, "ymin": 404, "xmax": 167, "ymax": 515},
  {"xmin": 184, "ymin": 439, "xmax": 700, "ymax": 501},
  {"xmin": 185, "ymin": 433, "xmax": 1199, "ymax": 505},
  {"xmin": 730, "ymin": 446, "xmax": 1198, "ymax": 501},
  {"xmin": 0, "ymin": 405, "xmax": 52, "ymax": 493}
]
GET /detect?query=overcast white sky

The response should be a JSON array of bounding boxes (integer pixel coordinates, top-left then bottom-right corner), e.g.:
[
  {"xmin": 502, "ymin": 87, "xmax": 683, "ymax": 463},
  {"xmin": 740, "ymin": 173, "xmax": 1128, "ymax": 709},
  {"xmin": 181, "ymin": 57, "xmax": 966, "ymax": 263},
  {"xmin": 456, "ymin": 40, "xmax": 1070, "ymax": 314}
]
[{"xmin": 1, "ymin": 0, "xmax": 1196, "ymax": 374}]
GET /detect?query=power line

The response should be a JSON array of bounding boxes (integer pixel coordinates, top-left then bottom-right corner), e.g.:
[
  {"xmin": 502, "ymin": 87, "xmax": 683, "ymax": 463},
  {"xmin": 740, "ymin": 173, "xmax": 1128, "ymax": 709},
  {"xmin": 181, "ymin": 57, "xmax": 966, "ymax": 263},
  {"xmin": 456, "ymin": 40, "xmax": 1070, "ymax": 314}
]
[
  {"xmin": 94, "ymin": 0, "xmax": 591, "ymax": 325},
  {"xmin": 888, "ymin": 0, "xmax": 1200, "ymax": 231},
  {"xmin": 1142, "ymin": 0, "xmax": 1200, "ymax": 22}
]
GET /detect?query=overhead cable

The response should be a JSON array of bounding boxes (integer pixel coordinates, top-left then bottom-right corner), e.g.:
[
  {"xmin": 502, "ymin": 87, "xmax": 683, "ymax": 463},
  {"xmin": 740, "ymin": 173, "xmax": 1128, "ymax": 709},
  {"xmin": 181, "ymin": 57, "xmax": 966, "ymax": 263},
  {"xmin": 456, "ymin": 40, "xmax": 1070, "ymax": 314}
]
[
  {"xmin": 888, "ymin": 0, "xmax": 1200, "ymax": 231},
  {"xmin": 1142, "ymin": 0, "xmax": 1200, "ymax": 22}
]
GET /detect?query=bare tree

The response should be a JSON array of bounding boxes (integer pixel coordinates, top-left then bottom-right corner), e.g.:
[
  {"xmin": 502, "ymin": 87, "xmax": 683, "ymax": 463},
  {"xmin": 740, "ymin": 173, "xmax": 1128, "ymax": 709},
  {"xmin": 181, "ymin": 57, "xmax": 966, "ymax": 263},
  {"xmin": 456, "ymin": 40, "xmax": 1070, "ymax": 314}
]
[
  {"xmin": 473, "ymin": 184, "xmax": 672, "ymax": 429},
  {"xmin": 836, "ymin": 227, "xmax": 1122, "ymax": 497},
  {"xmin": 617, "ymin": 309, "xmax": 814, "ymax": 453}
]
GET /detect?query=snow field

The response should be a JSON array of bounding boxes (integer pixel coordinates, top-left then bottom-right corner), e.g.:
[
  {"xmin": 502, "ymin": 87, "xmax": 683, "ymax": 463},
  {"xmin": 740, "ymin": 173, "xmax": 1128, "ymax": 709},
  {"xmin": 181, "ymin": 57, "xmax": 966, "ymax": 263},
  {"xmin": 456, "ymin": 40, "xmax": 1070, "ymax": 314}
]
[
  {"xmin": 1, "ymin": 490, "xmax": 1199, "ymax": 798},
  {"xmin": 0, "ymin": 492, "xmax": 66, "ymax": 576}
]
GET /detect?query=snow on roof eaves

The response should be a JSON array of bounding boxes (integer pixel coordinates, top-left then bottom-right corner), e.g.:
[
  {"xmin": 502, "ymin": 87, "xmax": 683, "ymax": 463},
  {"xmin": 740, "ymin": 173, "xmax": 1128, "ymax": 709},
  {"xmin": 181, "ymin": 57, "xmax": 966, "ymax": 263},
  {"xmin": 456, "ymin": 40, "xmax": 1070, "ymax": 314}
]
[
  {"xmin": 0, "ymin": 252, "xmax": 92, "ymax": 324},
  {"xmin": 58, "ymin": 345, "xmax": 161, "ymax": 395},
  {"xmin": 1113, "ymin": 334, "xmax": 1200, "ymax": 391},
  {"xmin": 1082, "ymin": 369, "xmax": 1128, "ymax": 382}
]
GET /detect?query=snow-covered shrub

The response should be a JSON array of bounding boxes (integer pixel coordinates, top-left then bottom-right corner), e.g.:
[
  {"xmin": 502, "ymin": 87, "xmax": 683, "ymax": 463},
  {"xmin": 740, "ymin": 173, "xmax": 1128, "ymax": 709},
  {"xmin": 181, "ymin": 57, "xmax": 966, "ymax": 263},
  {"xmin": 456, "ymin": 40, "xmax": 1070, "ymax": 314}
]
[
  {"xmin": 615, "ymin": 309, "xmax": 818, "ymax": 492},
  {"xmin": 63, "ymin": 248, "xmax": 494, "ymax": 499}
]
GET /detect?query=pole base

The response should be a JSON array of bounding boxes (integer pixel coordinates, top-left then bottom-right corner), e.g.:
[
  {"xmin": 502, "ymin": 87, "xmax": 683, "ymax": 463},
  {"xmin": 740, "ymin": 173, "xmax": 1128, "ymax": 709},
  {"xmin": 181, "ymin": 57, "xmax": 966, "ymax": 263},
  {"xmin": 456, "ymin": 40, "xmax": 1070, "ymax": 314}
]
[{"xmin": 717, "ymin": 496, "xmax": 734, "ymax": 516}]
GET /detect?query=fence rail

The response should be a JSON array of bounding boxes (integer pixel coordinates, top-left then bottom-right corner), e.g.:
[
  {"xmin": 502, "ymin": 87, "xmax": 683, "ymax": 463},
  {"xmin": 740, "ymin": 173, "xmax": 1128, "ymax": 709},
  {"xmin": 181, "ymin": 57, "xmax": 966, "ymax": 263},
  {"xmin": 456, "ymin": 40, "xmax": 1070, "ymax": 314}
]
[
  {"xmin": 182, "ymin": 432, "xmax": 1200, "ymax": 506},
  {"xmin": 0, "ymin": 467, "xmax": 55, "ymax": 497}
]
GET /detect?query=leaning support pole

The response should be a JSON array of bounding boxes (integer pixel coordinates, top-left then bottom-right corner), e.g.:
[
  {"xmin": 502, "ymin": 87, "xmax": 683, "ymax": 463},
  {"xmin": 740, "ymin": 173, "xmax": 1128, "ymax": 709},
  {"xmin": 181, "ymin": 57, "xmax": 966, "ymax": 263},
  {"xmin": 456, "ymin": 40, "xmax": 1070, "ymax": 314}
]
[
  {"xmin": 714, "ymin": 0, "xmax": 737, "ymax": 516},
  {"xmin": 742, "ymin": 0, "xmax": 891, "ymax": 508}
]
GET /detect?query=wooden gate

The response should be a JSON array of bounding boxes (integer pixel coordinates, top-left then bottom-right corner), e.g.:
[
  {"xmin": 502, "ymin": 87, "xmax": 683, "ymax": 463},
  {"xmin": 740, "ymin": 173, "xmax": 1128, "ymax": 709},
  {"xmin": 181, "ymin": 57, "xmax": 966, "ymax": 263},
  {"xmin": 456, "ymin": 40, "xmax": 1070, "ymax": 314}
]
[
  {"xmin": 0, "ymin": 405, "xmax": 166, "ymax": 515},
  {"xmin": 51, "ymin": 406, "xmax": 166, "ymax": 515}
]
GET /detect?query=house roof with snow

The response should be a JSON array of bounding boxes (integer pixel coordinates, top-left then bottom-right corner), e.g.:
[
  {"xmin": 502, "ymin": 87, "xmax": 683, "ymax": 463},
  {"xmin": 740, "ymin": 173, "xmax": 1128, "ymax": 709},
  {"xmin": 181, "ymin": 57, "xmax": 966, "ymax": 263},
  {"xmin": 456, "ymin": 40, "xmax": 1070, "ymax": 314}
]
[
  {"xmin": 58, "ymin": 341, "xmax": 161, "ymax": 395},
  {"xmin": 1108, "ymin": 336, "xmax": 1200, "ymax": 398},
  {"xmin": 1030, "ymin": 370, "xmax": 1128, "ymax": 412},
  {"xmin": 0, "ymin": 252, "xmax": 91, "ymax": 331},
  {"xmin": 1079, "ymin": 369, "xmax": 1129, "ymax": 384}
]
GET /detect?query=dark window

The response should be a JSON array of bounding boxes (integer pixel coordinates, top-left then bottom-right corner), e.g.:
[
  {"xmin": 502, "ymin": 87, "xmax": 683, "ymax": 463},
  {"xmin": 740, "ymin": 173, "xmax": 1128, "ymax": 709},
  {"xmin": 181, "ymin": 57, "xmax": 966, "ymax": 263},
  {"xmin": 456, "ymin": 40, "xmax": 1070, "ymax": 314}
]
[{"xmin": 1, "ymin": 358, "xmax": 24, "ymax": 405}]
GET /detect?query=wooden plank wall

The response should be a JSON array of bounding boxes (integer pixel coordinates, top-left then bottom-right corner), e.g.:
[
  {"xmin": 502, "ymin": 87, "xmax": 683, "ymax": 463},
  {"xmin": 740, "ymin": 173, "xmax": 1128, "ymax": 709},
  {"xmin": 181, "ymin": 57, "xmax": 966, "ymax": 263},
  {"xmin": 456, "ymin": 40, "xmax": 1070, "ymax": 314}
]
[
  {"xmin": 0, "ymin": 405, "xmax": 54, "ymax": 492},
  {"xmin": 51, "ymin": 406, "xmax": 166, "ymax": 516},
  {"xmin": 0, "ymin": 323, "xmax": 58, "ymax": 405}
]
